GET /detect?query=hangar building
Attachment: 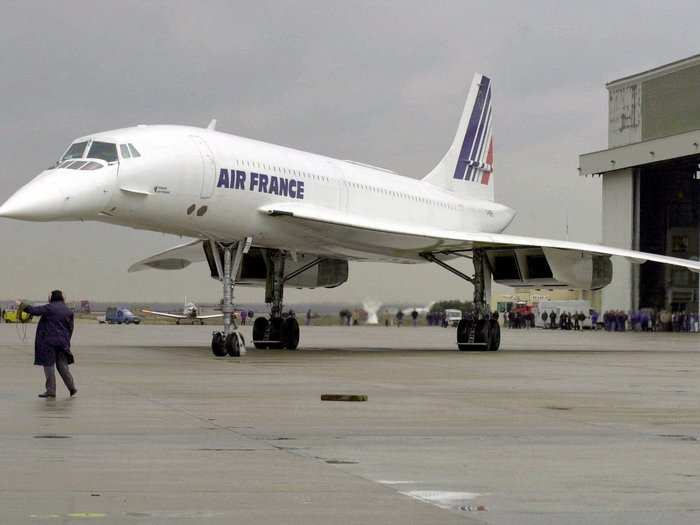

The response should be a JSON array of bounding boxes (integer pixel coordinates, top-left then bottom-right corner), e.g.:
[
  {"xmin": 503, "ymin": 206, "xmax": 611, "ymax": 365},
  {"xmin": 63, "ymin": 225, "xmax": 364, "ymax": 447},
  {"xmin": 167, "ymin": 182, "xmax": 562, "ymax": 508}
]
[{"xmin": 580, "ymin": 54, "xmax": 700, "ymax": 313}]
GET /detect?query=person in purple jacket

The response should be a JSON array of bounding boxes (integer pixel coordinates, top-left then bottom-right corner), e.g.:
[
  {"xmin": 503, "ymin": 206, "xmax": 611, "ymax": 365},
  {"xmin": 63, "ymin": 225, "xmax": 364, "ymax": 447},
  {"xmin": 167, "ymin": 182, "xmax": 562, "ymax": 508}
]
[{"xmin": 20, "ymin": 290, "xmax": 77, "ymax": 398}]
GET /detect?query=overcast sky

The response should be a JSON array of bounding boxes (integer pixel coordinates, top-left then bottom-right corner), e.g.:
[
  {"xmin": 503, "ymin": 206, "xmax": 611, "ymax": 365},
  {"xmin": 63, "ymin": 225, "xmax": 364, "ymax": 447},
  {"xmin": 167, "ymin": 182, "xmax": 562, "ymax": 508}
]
[{"xmin": 1, "ymin": 1, "xmax": 698, "ymax": 305}]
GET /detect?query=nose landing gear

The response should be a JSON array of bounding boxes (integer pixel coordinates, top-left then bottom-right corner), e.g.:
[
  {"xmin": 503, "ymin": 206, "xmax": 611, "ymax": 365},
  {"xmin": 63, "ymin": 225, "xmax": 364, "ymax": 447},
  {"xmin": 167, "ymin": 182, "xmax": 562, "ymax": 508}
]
[{"xmin": 210, "ymin": 239, "xmax": 250, "ymax": 358}]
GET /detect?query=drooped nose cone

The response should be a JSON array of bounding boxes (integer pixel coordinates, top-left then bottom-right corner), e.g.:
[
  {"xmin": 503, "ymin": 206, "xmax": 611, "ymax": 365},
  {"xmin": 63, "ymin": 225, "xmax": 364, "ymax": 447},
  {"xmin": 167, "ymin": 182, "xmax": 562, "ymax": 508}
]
[
  {"xmin": 0, "ymin": 168, "xmax": 113, "ymax": 221},
  {"xmin": 0, "ymin": 180, "xmax": 67, "ymax": 221}
]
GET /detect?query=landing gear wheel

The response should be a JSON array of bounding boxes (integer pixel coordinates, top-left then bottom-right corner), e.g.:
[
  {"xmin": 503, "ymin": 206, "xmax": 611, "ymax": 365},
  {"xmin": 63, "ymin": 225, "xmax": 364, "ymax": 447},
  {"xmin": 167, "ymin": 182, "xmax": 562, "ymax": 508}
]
[
  {"xmin": 268, "ymin": 318, "xmax": 284, "ymax": 349},
  {"xmin": 211, "ymin": 332, "xmax": 227, "ymax": 357},
  {"xmin": 225, "ymin": 333, "xmax": 241, "ymax": 357},
  {"xmin": 456, "ymin": 318, "xmax": 490, "ymax": 351},
  {"xmin": 281, "ymin": 317, "xmax": 300, "ymax": 350},
  {"xmin": 487, "ymin": 319, "xmax": 501, "ymax": 351},
  {"xmin": 253, "ymin": 317, "xmax": 269, "ymax": 349}
]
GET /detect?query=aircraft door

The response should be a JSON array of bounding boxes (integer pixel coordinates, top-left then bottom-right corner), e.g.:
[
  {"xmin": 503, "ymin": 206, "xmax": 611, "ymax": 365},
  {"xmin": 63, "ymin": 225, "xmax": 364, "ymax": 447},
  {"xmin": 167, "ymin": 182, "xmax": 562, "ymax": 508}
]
[
  {"xmin": 327, "ymin": 160, "xmax": 348, "ymax": 212},
  {"xmin": 189, "ymin": 136, "xmax": 217, "ymax": 199}
]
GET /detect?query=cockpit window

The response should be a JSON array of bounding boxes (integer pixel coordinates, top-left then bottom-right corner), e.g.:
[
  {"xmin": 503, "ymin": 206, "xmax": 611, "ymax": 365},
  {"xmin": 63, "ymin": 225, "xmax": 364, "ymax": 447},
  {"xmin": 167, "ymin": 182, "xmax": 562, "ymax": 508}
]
[
  {"xmin": 88, "ymin": 141, "xmax": 118, "ymax": 163},
  {"xmin": 67, "ymin": 160, "xmax": 88, "ymax": 169},
  {"xmin": 61, "ymin": 141, "xmax": 88, "ymax": 161},
  {"xmin": 119, "ymin": 144, "xmax": 131, "ymax": 159},
  {"xmin": 80, "ymin": 161, "xmax": 103, "ymax": 170},
  {"xmin": 128, "ymin": 143, "xmax": 141, "ymax": 157}
]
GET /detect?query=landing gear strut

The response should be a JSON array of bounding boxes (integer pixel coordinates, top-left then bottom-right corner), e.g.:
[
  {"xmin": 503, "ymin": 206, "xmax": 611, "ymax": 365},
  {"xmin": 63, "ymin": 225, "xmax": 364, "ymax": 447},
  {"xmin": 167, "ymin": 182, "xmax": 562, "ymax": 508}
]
[
  {"xmin": 421, "ymin": 248, "xmax": 501, "ymax": 351},
  {"xmin": 251, "ymin": 250, "xmax": 324, "ymax": 350},
  {"xmin": 211, "ymin": 239, "xmax": 250, "ymax": 357},
  {"xmin": 252, "ymin": 250, "xmax": 299, "ymax": 349}
]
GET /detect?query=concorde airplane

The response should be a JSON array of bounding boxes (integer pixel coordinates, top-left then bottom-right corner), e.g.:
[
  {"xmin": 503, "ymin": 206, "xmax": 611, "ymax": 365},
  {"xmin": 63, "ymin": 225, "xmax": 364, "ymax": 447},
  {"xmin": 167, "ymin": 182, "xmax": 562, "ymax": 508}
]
[{"xmin": 2, "ymin": 73, "xmax": 699, "ymax": 356}]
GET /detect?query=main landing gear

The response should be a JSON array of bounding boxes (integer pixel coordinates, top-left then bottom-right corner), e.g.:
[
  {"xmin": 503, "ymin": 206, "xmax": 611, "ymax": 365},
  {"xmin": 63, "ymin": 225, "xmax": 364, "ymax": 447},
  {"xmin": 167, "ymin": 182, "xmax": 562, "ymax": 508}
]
[
  {"xmin": 251, "ymin": 250, "xmax": 308, "ymax": 350},
  {"xmin": 421, "ymin": 248, "xmax": 501, "ymax": 351},
  {"xmin": 211, "ymin": 239, "xmax": 250, "ymax": 358}
]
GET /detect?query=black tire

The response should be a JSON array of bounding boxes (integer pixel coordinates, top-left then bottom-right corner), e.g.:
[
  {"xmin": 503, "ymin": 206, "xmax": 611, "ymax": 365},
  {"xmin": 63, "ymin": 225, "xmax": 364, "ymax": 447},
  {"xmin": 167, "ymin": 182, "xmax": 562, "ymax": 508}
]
[
  {"xmin": 268, "ymin": 318, "xmax": 284, "ymax": 349},
  {"xmin": 225, "ymin": 333, "xmax": 240, "ymax": 357},
  {"xmin": 253, "ymin": 317, "xmax": 269, "ymax": 349},
  {"xmin": 281, "ymin": 317, "xmax": 300, "ymax": 350},
  {"xmin": 211, "ymin": 332, "xmax": 227, "ymax": 357},
  {"xmin": 456, "ymin": 318, "xmax": 490, "ymax": 351},
  {"xmin": 457, "ymin": 319, "xmax": 468, "ymax": 344},
  {"xmin": 487, "ymin": 319, "xmax": 501, "ymax": 351}
]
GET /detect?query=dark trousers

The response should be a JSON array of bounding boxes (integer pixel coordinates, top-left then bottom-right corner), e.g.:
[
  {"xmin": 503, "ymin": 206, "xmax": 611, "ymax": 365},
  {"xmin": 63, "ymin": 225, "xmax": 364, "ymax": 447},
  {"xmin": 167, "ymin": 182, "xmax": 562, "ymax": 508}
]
[{"xmin": 43, "ymin": 351, "xmax": 75, "ymax": 395}]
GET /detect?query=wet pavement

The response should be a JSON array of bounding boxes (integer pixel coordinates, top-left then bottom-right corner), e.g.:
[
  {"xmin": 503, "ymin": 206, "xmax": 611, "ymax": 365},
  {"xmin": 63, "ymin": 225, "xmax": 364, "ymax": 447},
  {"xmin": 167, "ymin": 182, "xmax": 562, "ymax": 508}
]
[{"xmin": 1, "ymin": 323, "xmax": 699, "ymax": 524}]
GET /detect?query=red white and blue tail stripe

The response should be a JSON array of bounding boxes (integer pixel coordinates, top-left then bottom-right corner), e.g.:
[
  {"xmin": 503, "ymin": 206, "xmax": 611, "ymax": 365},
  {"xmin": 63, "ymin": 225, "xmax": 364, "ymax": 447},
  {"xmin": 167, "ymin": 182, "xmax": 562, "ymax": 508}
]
[
  {"xmin": 423, "ymin": 73, "xmax": 495, "ymax": 201},
  {"xmin": 453, "ymin": 75, "xmax": 493, "ymax": 185}
]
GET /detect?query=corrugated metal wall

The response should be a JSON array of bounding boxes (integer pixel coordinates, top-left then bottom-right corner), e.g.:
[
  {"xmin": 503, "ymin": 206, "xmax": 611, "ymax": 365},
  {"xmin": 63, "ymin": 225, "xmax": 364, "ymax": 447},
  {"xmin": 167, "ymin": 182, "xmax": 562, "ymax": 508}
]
[{"xmin": 642, "ymin": 64, "xmax": 700, "ymax": 141}]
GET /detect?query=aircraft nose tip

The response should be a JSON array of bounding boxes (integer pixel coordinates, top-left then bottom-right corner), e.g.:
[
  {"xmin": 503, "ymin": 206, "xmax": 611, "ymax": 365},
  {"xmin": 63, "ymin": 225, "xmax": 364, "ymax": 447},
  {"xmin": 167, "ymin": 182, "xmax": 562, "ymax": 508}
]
[
  {"xmin": 0, "ymin": 194, "xmax": 25, "ymax": 219},
  {"xmin": 0, "ymin": 186, "xmax": 65, "ymax": 221}
]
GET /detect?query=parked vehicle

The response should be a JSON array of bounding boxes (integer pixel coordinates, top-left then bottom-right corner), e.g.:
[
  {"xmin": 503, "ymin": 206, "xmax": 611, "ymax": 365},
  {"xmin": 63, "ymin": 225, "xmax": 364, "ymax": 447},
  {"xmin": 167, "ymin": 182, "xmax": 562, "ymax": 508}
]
[
  {"xmin": 2, "ymin": 309, "xmax": 32, "ymax": 323},
  {"xmin": 444, "ymin": 308, "xmax": 463, "ymax": 327},
  {"xmin": 102, "ymin": 307, "xmax": 141, "ymax": 325}
]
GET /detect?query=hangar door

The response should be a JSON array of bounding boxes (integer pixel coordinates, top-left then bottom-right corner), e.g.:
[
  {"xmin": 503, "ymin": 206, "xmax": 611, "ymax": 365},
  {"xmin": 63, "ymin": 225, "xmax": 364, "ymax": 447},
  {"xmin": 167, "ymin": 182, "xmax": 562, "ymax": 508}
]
[
  {"xmin": 638, "ymin": 155, "xmax": 700, "ymax": 311},
  {"xmin": 189, "ymin": 136, "xmax": 217, "ymax": 199}
]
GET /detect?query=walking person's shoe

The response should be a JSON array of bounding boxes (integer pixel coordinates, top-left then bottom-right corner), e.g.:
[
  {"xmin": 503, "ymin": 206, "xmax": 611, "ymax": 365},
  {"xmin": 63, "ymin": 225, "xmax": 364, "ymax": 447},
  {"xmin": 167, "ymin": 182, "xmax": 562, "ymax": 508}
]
[
  {"xmin": 38, "ymin": 392, "xmax": 56, "ymax": 398},
  {"xmin": 69, "ymin": 388, "xmax": 78, "ymax": 397}
]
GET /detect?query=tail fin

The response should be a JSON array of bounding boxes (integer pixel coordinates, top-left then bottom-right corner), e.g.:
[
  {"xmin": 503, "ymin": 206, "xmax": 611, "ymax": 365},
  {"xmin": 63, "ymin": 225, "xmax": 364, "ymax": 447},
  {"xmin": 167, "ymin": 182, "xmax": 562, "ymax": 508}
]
[{"xmin": 423, "ymin": 73, "xmax": 494, "ymax": 201}]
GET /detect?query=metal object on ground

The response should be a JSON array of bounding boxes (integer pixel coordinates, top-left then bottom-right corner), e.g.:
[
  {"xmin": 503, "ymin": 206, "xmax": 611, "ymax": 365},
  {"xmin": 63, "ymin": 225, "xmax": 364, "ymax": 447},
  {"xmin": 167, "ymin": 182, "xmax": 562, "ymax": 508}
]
[{"xmin": 321, "ymin": 394, "xmax": 368, "ymax": 402}]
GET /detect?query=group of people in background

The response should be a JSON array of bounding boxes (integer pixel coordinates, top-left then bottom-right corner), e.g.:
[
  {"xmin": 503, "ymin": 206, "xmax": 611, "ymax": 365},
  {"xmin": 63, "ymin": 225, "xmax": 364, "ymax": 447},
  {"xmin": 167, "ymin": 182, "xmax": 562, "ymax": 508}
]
[
  {"xmin": 426, "ymin": 311, "xmax": 448, "ymax": 327},
  {"xmin": 505, "ymin": 311, "xmax": 537, "ymax": 329},
  {"xmin": 384, "ymin": 309, "xmax": 420, "ymax": 327},
  {"xmin": 330, "ymin": 305, "xmax": 700, "ymax": 333},
  {"xmin": 540, "ymin": 311, "xmax": 589, "ymax": 330},
  {"xmin": 601, "ymin": 309, "xmax": 700, "ymax": 332}
]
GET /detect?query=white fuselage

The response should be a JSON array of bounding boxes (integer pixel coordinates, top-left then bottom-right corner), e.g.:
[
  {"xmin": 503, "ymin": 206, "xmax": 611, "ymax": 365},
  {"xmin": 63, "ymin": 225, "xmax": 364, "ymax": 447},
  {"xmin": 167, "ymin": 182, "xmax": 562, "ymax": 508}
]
[{"xmin": 2, "ymin": 125, "xmax": 515, "ymax": 261}]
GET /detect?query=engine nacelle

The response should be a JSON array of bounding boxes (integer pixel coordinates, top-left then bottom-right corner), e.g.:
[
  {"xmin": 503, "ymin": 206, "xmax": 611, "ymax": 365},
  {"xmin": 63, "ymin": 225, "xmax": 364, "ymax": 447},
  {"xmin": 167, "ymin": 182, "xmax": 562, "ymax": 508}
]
[{"xmin": 487, "ymin": 247, "xmax": 612, "ymax": 290}]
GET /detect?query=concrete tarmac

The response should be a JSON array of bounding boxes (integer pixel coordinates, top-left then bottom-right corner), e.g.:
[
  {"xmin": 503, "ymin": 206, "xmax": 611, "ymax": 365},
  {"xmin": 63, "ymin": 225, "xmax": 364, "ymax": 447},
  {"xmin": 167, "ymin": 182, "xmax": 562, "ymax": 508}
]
[{"xmin": 1, "ymin": 323, "xmax": 700, "ymax": 524}]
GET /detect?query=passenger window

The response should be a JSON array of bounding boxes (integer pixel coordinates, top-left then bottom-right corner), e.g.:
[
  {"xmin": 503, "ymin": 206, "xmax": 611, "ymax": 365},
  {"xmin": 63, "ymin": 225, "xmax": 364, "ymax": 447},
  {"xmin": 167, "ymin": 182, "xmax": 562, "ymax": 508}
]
[
  {"xmin": 120, "ymin": 144, "xmax": 131, "ymax": 159},
  {"xmin": 88, "ymin": 141, "xmax": 118, "ymax": 163},
  {"xmin": 128, "ymin": 144, "xmax": 141, "ymax": 157},
  {"xmin": 61, "ymin": 141, "xmax": 89, "ymax": 161}
]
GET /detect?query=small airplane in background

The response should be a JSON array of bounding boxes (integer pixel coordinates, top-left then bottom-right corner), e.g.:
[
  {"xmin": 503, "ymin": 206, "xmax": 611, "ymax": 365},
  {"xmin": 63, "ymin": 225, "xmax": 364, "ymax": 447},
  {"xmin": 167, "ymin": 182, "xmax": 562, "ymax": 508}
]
[{"xmin": 142, "ymin": 300, "xmax": 223, "ymax": 325}]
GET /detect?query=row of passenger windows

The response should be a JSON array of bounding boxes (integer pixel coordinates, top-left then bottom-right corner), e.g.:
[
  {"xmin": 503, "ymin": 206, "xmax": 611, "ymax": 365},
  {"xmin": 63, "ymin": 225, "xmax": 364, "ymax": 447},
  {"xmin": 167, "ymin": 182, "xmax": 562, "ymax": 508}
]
[
  {"xmin": 345, "ymin": 181, "xmax": 458, "ymax": 210},
  {"xmin": 60, "ymin": 140, "xmax": 140, "ymax": 164},
  {"xmin": 235, "ymin": 159, "xmax": 330, "ymax": 182},
  {"xmin": 235, "ymin": 158, "xmax": 457, "ymax": 210}
]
